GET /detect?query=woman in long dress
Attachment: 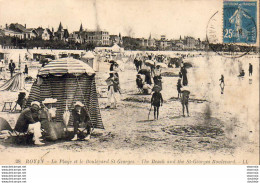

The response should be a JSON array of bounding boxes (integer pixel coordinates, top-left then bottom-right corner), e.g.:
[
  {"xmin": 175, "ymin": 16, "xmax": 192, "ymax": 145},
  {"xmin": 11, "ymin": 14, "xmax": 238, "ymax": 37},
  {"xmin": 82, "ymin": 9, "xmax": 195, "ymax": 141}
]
[
  {"xmin": 181, "ymin": 66, "xmax": 188, "ymax": 86},
  {"xmin": 106, "ymin": 74, "xmax": 117, "ymax": 109}
]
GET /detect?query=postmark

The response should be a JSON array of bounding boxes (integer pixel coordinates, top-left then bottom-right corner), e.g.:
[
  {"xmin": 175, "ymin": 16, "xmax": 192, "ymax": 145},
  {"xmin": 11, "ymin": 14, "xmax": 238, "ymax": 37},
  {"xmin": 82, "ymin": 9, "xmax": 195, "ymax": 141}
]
[{"xmin": 206, "ymin": 1, "xmax": 257, "ymax": 58}]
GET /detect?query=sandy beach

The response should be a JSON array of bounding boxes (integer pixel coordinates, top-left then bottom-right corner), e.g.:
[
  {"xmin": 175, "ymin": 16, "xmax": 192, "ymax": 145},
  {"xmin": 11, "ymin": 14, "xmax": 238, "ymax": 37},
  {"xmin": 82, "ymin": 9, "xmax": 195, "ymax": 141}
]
[{"xmin": 0, "ymin": 50, "xmax": 259, "ymax": 164}]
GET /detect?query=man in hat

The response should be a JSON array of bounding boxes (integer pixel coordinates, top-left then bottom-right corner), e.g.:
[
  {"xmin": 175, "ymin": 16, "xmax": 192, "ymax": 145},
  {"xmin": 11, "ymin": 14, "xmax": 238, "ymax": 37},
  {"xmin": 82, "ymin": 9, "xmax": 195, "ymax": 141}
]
[
  {"xmin": 8, "ymin": 60, "xmax": 16, "ymax": 78},
  {"xmin": 71, "ymin": 101, "xmax": 91, "ymax": 141},
  {"xmin": 14, "ymin": 101, "xmax": 44, "ymax": 145}
]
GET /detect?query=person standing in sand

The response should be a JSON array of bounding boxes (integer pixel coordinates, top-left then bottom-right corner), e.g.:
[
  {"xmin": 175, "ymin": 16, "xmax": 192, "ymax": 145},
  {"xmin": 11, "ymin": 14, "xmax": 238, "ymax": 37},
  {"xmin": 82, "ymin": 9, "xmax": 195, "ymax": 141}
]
[
  {"xmin": 9, "ymin": 60, "xmax": 16, "ymax": 78},
  {"xmin": 181, "ymin": 88, "xmax": 190, "ymax": 117},
  {"xmin": 181, "ymin": 66, "xmax": 188, "ymax": 86},
  {"xmin": 249, "ymin": 63, "xmax": 253, "ymax": 76},
  {"xmin": 177, "ymin": 78, "xmax": 182, "ymax": 98},
  {"xmin": 106, "ymin": 73, "xmax": 117, "ymax": 109},
  {"xmin": 219, "ymin": 75, "xmax": 225, "ymax": 86},
  {"xmin": 23, "ymin": 65, "xmax": 28, "ymax": 77},
  {"xmin": 151, "ymin": 85, "xmax": 163, "ymax": 120}
]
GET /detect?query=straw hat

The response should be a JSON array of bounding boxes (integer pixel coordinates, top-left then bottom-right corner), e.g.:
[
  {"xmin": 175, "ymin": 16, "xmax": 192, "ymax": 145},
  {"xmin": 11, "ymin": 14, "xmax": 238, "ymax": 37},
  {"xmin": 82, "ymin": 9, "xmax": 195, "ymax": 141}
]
[
  {"xmin": 42, "ymin": 98, "xmax": 57, "ymax": 104},
  {"xmin": 74, "ymin": 101, "xmax": 84, "ymax": 107},
  {"xmin": 31, "ymin": 101, "xmax": 41, "ymax": 108}
]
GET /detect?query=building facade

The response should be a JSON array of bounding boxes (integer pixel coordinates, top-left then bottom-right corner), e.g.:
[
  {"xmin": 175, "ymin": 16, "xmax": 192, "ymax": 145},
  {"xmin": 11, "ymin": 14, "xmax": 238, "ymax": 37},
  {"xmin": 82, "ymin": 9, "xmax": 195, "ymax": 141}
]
[{"xmin": 85, "ymin": 30, "xmax": 110, "ymax": 46}]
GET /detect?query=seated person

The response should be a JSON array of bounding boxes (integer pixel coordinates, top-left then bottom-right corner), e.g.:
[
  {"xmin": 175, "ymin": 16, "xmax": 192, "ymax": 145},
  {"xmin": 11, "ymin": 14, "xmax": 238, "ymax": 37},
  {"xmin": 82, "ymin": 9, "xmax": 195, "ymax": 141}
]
[
  {"xmin": 136, "ymin": 74, "xmax": 144, "ymax": 92},
  {"xmin": 239, "ymin": 70, "xmax": 245, "ymax": 77},
  {"xmin": 14, "ymin": 101, "xmax": 44, "ymax": 145},
  {"xmin": 153, "ymin": 75, "xmax": 162, "ymax": 90},
  {"xmin": 71, "ymin": 101, "xmax": 91, "ymax": 141},
  {"xmin": 40, "ymin": 98, "xmax": 58, "ymax": 141},
  {"xmin": 143, "ymin": 83, "xmax": 152, "ymax": 95},
  {"xmin": 17, "ymin": 92, "xmax": 27, "ymax": 110}
]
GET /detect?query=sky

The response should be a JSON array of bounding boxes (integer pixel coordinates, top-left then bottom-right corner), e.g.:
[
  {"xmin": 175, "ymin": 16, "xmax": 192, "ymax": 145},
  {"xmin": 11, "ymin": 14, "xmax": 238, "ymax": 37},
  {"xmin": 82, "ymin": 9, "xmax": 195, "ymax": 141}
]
[{"xmin": 0, "ymin": 0, "xmax": 222, "ymax": 40}]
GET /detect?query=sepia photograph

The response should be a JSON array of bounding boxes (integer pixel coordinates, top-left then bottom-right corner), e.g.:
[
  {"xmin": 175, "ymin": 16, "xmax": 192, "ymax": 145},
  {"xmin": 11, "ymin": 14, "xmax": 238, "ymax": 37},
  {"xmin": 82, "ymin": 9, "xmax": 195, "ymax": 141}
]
[{"xmin": 0, "ymin": 0, "xmax": 259, "ymax": 165}]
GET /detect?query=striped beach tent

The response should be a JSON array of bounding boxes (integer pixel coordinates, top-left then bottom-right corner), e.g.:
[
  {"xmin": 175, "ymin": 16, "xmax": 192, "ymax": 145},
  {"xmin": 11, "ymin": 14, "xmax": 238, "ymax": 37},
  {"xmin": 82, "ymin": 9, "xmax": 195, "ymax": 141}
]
[
  {"xmin": 0, "ymin": 72, "xmax": 24, "ymax": 91},
  {"xmin": 26, "ymin": 58, "xmax": 104, "ymax": 129}
]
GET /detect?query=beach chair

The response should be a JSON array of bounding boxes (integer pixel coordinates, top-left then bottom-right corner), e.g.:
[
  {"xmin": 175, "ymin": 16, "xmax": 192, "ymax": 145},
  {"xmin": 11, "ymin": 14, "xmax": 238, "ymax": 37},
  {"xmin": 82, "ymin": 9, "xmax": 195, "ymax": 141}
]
[
  {"xmin": 0, "ymin": 117, "xmax": 33, "ymax": 144},
  {"xmin": 11, "ymin": 92, "xmax": 26, "ymax": 113},
  {"xmin": 2, "ymin": 102, "xmax": 13, "ymax": 112}
]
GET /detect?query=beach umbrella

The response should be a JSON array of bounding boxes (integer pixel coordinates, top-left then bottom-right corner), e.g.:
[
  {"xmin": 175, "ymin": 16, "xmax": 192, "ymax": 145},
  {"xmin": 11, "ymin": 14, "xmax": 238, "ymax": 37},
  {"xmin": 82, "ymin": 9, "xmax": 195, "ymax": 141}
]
[
  {"xmin": 109, "ymin": 60, "xmax": 116, "ymax": 64},
  {"xmin": 138, "ymin": 69, "xmax": 149, "ymax": 75},
  {"xmin": 183, "ymin": 62, "xmax": 192, "ymax": 68},
  {"xmin": 145, "ymin": 60, "xmax": 155, "ymax": 67},
  {"xmin": 156, "ymin": 63, "xmax": 167, "ymax": 68},
  {"xmin": 38, "ymin": 58, "xmax": 95, "ymax": 77}
]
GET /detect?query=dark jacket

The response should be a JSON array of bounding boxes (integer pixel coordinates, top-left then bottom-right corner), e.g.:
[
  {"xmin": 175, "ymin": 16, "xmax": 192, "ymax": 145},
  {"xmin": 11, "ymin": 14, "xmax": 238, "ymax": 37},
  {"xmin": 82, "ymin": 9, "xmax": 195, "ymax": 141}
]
[
  {"xmin": 9, "ymin": 62, "xmax": 16, "ymax": 72},
  {"xmin": 14, "ymin": 108, "xmax": 40, "ymax": 132},
  {"xmin": 72, "ymin": 107, "xmax": 90, "ymax": 124},
  {"xmin": 24, "ymin": 67, "xmax": 28, "ymax": 74},
  {"xmin": 151, "ymin": 92, "xmax": 163, "ymax": 107}
]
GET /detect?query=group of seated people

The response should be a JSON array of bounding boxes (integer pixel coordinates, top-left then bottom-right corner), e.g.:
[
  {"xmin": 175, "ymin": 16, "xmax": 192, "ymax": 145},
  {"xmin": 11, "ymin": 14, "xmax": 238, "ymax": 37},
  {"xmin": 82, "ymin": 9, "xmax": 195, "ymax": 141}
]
[
  {"xmin": 14, "ymin": 98, "xmax": 91, "ymax": 145},
  {"xmin": 136, "ymin": 72, "xmax": 162, "ymax": 95}
]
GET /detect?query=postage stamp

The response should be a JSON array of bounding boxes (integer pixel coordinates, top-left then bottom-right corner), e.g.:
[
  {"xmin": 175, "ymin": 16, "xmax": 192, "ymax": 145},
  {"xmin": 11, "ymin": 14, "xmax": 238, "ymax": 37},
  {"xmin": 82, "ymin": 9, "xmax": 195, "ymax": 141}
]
[{"xmin": 223, "ymin": 1, "xmax": 257, "ymax": 44}]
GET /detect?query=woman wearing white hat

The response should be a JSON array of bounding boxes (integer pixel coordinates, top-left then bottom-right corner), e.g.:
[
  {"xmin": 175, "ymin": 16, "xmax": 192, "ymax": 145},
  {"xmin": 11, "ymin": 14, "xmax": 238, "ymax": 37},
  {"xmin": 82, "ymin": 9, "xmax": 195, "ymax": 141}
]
[
  {"xmin": 40, "ymin": 98, "xmax": 58, "ymax": 141},
  {"xmin": 71, "ymin": 101, "xmax": 91, "ymax": 141},
  {"xmin": 41, "ymin": 98, "xmax": 57, "ymax": 121}
]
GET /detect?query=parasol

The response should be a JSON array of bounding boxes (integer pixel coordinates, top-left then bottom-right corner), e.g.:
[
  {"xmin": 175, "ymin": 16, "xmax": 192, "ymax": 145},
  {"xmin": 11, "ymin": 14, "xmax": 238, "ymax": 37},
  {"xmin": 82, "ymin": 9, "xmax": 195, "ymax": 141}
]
[
  {"xmin": 62, "ymin": 100, "xmax": 70, "ymax": 131},
  {"xmin": 109, "ymin": 60, "xmax": 116, "ymax": 64},
  {"xmin": 156, "ymin": 63, "xmax": 168, "ymax": 68},
  {"xmin": 38, "ymin": 58, "xmax": 95, "ymax": 76},
  {"xmin": 145, "ymin": 60, "xmax": 155, "ymax": 67},
  {"xmin": 138, "ymin": 69, "xmax": 149, "ymax": 75}
]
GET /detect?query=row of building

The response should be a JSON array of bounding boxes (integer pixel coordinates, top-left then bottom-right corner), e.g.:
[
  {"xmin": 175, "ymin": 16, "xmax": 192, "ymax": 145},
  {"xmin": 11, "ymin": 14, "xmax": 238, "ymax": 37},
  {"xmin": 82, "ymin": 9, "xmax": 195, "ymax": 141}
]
[
  {"xmin": 0, "ymin": 22, "xmax": 112, "ymax": 46},
  {"xmin": 0, "ymin": 22, "xmax": 207, "ymax": 50},
  {"xmin": 138, "ymin": 35, "xmax": 207, "ymax": 50}
]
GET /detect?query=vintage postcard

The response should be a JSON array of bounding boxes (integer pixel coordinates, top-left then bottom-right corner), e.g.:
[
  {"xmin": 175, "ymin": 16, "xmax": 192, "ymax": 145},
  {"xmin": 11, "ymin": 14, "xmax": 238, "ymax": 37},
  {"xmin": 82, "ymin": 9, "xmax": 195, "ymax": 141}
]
[{"xmin": 0, "ymin": 0, "xmax": 259, "ymax": 165}]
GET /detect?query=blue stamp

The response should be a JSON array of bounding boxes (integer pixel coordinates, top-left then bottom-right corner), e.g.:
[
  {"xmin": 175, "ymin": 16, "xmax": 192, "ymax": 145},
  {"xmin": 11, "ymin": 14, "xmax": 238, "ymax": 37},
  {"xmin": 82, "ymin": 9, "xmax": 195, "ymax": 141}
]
[{"xmin": 223, "ymin": 1, "xmax": 257, "ymax": 44}]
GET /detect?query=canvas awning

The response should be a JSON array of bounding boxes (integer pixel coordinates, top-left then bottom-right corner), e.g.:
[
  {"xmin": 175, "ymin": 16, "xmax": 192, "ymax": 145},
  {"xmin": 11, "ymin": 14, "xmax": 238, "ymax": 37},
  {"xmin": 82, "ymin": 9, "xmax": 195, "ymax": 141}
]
[{"xmin": 38, "ymin": 58, "xmax": 95, "ymax": 76}]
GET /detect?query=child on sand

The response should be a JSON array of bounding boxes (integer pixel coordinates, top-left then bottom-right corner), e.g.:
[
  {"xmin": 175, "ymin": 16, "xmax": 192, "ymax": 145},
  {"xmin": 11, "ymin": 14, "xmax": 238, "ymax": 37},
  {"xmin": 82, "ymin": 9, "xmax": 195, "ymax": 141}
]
[
  {"xmin": 151, "ymin": 85, "xmax": 163, "ymax": 120},
  {"xmin": 219, "ymin": 74, "xmax": 224, "ymax": 85},
  {"xmin": 177, "ymin": 78, "xmax": 182, "ymax": 98},
  {"xmin": 181, "ymin": 89, "xmax": 190, "ymax": 117}
]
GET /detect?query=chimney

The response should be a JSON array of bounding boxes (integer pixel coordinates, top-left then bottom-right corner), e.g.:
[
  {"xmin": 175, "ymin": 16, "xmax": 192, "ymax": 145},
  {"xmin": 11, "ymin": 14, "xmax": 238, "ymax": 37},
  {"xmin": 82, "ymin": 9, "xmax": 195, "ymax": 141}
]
[{"xmin": 24, "ymin": 24, "xmax": 26, "ymax": 28}]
